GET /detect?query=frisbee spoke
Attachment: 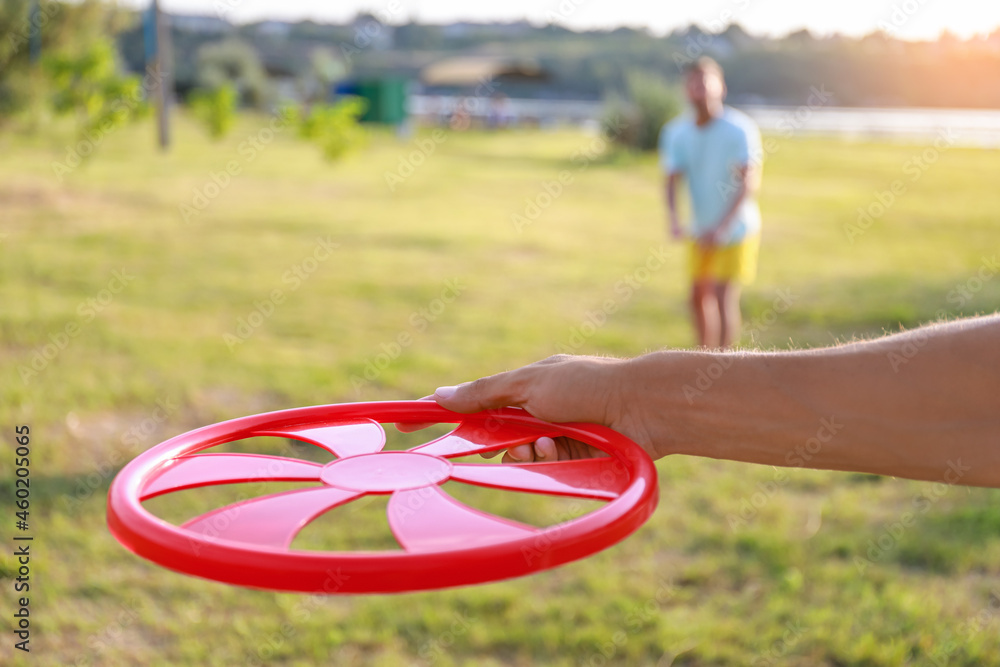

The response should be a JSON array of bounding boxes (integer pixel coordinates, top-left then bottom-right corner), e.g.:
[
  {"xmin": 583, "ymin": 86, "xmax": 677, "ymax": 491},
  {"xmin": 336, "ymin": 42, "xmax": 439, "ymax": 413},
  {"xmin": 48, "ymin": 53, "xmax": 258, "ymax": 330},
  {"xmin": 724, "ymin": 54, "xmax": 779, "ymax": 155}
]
[
  {"xmin": 182, "ymin": 486, "xmax": 362, "ymax": 549},
  {"xmin": 388, "ymin": 485, "xmax": 538, "ymax": 552},
  {"xmin": 259, "ymin": 420, "xmax": 386, "ymax": 458},
  {"xmin": 449, "ymin": 458, "xmax": 628, "ymax": 500},
  {"xmin": 141, "ymin": 453, "xmax": 323, "ymax": 500},
  {"xmin": 409, "ymin": 420, "xmax": 563, "ymax": 459}
]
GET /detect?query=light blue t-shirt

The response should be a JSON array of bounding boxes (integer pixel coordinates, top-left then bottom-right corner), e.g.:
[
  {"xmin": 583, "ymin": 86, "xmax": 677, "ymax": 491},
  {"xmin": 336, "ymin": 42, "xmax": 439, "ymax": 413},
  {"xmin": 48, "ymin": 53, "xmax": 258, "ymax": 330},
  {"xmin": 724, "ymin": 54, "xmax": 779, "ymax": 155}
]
[{"xmin": 659, "ymin": 106, "xmax": 762, "ymax": 245}]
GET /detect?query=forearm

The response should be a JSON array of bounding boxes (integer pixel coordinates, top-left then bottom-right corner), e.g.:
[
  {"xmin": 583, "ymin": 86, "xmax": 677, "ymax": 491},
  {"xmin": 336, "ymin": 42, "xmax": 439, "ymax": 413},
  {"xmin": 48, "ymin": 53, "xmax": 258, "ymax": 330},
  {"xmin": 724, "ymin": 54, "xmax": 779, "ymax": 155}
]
[
  {"xmin": 665, "ymin": 174, "xmax": 680, "ymax": 226},
  {"xmin": 712, "ymin": 180, "xmax": 748, "ymax": 235},
  {"xmin": 621, "ymin": 316, "xmax": 1000, "ymax": 486}
]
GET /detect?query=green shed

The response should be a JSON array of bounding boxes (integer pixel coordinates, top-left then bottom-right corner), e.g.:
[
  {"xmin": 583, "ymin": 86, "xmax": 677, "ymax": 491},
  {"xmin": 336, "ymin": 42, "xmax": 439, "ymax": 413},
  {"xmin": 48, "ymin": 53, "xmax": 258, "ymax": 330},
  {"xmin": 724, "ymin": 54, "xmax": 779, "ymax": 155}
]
[{"xmin": 355, "ymin": 78, "xmax": 408, "ymax": 125}]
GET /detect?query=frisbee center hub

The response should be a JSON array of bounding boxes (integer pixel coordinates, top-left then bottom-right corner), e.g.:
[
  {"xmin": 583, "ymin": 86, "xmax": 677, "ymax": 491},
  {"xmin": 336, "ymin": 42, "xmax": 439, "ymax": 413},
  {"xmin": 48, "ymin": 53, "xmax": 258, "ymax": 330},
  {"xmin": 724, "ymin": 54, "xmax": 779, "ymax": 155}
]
[{"xmin": 320, "ymin": 452, "xmax": 451, "ymax": 493}]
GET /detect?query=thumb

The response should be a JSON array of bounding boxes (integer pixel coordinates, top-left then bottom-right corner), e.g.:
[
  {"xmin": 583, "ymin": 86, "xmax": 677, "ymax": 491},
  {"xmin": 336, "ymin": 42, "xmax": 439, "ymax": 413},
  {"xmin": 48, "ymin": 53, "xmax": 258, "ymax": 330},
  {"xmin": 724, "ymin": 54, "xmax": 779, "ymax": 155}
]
[{"xmin": 433, "ymin": 371, "xmax": 525, "ymax": 414}]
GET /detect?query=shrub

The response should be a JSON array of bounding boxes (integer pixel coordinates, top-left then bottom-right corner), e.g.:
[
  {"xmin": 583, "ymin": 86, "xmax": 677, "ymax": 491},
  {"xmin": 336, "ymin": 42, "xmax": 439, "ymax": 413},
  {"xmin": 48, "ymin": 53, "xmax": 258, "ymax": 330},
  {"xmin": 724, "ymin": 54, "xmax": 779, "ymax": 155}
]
[
  {"xmin": 195, "ymin": 39, "xmax": 271, "ymax": 109},
  {"xmin": 189, "ymin": 84, "xmax": 237, "ymax": 139},
  {"xmin": 603, "ymin": 71, "xmax": 683, "ymax": 152},
  {"xmin": 42, "ymin": 38, "xmax": 147, "ymax": 141},
  {"xmin": 286, "ymin": 96, "xmax": 368, "ymax": 161}
]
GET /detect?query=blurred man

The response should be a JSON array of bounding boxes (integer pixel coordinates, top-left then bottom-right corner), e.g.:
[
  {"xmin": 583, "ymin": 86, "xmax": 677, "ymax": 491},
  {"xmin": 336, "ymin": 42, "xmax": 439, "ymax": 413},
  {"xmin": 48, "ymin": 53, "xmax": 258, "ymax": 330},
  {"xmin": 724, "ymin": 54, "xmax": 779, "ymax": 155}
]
[{"xmin": 660, "ymin": 57, "xmax": 762, "ymax": 349}]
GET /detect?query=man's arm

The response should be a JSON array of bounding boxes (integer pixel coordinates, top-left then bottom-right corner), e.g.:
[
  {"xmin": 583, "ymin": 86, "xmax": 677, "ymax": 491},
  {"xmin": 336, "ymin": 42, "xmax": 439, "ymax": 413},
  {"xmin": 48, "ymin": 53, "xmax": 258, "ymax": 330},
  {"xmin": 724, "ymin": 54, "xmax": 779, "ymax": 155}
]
[
  {"xmin": 432, "ymin": 315, "xmax": 1000, "ymax": 487},
  {"xmin": 665, "ymin": 172, "xmax": 683, "ymax": 240},
  {"xmin": 626, "ymin": 315, "xmax": 999, "ymax": 486},
  {"xmin": 660, "ymin": 120, "xmax": 685, "ymax": 241}
]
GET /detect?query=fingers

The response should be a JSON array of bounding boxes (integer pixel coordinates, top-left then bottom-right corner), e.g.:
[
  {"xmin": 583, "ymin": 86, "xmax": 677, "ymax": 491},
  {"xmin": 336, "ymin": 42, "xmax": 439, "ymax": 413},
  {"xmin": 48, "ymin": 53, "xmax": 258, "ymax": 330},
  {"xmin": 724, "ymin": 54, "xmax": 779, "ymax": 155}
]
[
  {"xmin": 495, "ymin": 438, "xmax": 559, "ymax": 463},
  {"xmin": 498, "ymin": 437, "xmax": 556, "ymax": 463},
  {"xmin": 532, "ymin": 436, "xmax": 559, "ymax": 461},
  {"xmin": 429, "ymin": 356, "xmax": 612, "ymax": 463},
  {"xmin": 402, "ymin": 377, "xmax": 520, "ymax": 437},
  {"xmin": 501, "ymin": 443, "xmax": 535, "ymax": 464},
  {"xmin": 433, "ymin": 370, "xmax": 526, "ymax": 414},
  {"xmin": 492, "ymin": 437, "xmax": 596, "ymax": 464},
  {"xmin": 395, "ymin": 421, "xmax": 434, "ymax": 433},
  {"xmin": 395, "ymin": 395, "xmax": 439, "ymax": 433}
]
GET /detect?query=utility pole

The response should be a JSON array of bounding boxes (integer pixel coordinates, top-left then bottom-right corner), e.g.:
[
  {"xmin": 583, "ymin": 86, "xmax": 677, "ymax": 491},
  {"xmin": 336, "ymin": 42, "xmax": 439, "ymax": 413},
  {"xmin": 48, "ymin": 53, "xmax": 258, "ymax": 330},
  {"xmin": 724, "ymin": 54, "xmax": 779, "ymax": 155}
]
[
  {"xmin": 28, "ymin": 0, "xmax": 41, "ymax": 64},
  {"xmin": 152, "ymin": 0, "xmax": 171, "ymax": 150}
]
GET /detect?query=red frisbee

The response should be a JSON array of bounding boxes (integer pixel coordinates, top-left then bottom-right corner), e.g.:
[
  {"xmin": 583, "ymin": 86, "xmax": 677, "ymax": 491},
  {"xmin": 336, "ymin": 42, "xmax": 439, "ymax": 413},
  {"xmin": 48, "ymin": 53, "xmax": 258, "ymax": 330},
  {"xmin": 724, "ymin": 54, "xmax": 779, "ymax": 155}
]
[{"xmin": 107, "ymin": 401, "xmax": 658, "ymax": 593}]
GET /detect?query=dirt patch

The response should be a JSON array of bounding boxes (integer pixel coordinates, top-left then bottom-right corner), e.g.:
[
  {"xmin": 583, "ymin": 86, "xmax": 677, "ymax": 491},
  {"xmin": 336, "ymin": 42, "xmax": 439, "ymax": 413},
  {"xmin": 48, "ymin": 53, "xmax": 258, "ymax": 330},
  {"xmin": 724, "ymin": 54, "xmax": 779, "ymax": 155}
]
[{"xmin": 59, "ymin": 387, "xmax": 287, "ymax": 476}]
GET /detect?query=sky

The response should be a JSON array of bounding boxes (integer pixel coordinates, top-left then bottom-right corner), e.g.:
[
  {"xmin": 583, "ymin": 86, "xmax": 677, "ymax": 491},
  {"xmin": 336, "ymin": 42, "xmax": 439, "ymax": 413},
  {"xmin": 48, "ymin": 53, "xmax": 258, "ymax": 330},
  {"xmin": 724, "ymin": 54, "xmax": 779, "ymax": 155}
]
[{"xmin": 137, "ymin": 0, "xmax": 1000, "ymax": 41}]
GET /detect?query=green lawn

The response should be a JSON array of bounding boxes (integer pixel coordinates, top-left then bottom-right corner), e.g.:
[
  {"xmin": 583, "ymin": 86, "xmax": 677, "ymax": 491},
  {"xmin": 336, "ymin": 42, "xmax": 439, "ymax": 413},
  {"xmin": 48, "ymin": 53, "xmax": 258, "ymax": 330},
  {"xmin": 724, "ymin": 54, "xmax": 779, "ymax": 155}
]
[{"xmin": 2, "ymin": 113, "xmax": 999, "ymax": 666}]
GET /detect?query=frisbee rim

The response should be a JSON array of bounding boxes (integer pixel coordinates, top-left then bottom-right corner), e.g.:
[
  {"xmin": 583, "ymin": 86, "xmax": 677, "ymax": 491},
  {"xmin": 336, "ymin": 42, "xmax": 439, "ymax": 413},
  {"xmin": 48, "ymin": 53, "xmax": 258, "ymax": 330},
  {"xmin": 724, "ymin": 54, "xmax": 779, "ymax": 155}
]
[{"xmin": 106, "ymin": 401, "xmax": 658, "ymax": 594}]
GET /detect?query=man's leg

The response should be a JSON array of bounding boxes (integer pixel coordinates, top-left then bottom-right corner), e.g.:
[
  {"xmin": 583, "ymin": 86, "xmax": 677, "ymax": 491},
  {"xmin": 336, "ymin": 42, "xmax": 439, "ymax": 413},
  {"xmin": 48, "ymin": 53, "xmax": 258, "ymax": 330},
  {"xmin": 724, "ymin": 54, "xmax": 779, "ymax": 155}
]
[
  {"xmin": 691, "ymin": 280, "xmax": 720, "ymax": 348},
  {"xmin": 714, "ymin": 280, "xmax": 742, "ymax": 349}
]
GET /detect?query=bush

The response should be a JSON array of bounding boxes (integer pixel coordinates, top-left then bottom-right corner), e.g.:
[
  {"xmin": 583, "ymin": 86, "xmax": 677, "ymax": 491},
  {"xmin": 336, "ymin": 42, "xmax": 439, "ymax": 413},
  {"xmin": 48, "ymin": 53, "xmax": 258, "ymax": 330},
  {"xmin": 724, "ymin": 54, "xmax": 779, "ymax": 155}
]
[
  {"xmin": 189, "ymin": 84, "xmax": 237, "ymax": 139},
  {"xmin": 42, "ymin": 38, "xmax": 148, "ymax": 140},
  {"xmin": 0, "ymin": 0, "xmax": 130, "ymax": 128},
  {"xmin": 195, "ymin": 39, "xmax": 271, "ymax": 109},
  {"xmin": 602, "ymin": 71, "xmax": 683, "ymax": 152},
  {"xmin": 285, "ymin": 96, "xmax": 368, "ymax": 161}
]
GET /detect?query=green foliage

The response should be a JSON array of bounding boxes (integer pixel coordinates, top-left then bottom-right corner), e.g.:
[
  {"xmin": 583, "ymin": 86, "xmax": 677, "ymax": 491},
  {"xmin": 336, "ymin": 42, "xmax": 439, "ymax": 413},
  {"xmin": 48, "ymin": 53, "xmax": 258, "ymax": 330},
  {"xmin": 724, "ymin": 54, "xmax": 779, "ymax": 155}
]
[
  {"xmin": 189, "ymin": 84, "xmax": 238, "ymax": 139},
  {"xmin": 0, "ymin": 0, "xmax": 131, "ymax": 125},
  {"xmin": 286, "ymin": 96, "xmax": 368, "ymax": 161},
  {"xmin": 296, "ymin": 47, "xmax": 348, "ymax": 103},
  {"xmin": 112, "ymin": 15, "xmax": 1000, "ymax": 109},
  {"xmin": 603, "ymin": 71, "xmax": 683, "ymax": 152},
  {"xmin": 42, "ymin": 37, "xmax": 148, "ymax": 140},
  {"xmin": 195, "ymin": 38, "xmax": 271, "ymax": 109}
]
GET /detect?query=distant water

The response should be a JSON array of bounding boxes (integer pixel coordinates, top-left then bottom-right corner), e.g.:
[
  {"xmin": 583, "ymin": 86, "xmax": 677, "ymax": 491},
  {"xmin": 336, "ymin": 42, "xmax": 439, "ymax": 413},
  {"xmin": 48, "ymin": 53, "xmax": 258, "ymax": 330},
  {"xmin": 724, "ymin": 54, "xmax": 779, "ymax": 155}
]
[
  {"xmin": 410, "ymin": 95, "xmax": 1000, "ymax": 147},
  {"xmin": 741, "ymin": 105, "xmax": 1000, "ymax": 147}
]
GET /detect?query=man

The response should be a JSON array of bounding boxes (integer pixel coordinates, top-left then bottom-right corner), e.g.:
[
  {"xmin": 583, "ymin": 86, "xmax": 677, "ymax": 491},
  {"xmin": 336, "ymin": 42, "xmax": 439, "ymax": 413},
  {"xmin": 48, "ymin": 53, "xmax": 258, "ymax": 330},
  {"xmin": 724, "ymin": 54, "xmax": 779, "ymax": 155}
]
[{"xmin": 660, "ymin": 57, "xmax": 762, "ymax": 349}]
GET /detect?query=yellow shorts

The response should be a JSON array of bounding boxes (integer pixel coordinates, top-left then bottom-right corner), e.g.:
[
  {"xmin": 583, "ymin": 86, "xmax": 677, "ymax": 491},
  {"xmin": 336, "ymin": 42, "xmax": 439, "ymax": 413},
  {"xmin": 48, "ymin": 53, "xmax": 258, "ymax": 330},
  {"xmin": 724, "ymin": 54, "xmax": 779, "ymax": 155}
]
[{"xmin": 688, "ymin": 234, "xmax": 759, "ymax": 285}]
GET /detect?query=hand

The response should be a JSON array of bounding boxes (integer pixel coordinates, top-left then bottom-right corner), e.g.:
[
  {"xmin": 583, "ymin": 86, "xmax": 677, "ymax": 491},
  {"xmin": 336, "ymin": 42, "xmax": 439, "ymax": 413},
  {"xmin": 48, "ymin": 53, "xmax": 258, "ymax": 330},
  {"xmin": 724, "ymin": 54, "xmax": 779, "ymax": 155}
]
[
  {"xmin": 697, "ymin": 227, "xmax": 725, "ymax": 249},
  {"xmin": 668, "ymin": 220, "xmax": 684, "ymax": 241},
  {"xmin": 422, "ymin": 355, "xmax": 661, "ymax": 463}
]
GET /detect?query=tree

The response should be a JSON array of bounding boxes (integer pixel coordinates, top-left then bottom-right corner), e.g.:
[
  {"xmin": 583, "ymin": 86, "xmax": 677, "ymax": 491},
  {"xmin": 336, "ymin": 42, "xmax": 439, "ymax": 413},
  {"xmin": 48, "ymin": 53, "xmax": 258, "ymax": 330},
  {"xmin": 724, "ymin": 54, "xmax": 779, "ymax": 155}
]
[
  {"xmin": 298, "ymin": 48, "xmax": 347, "ymax": 103},
  {"xmin": 189, "ymin": 83, "xmax": 237, "ymax": 139},
  {"xmin": 285, "ymin": 96, "xmax": 368, "ymax": 161},
  {"xmin": 0, "ymin": 0, "xmax": 132, "ymax": 126},
  {"xmin": 43, "ymin": 36, "xmax": 148, "ymax": 140},
  {"xmin": 195, "ymin": 38, "xmax": 271, "ymax": 109},
  {"xmin": 603, "ymin": 71, "xmax": 683, "ymax": 152}
]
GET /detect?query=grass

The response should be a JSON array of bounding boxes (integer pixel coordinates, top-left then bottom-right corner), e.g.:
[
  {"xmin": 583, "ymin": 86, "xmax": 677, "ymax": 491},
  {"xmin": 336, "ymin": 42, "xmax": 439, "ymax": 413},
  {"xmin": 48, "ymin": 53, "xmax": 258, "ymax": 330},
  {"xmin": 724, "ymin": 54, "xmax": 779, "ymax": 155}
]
[{"xmin": 1, "ymin": 112, "xmax": 999, "ymax": 666}]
